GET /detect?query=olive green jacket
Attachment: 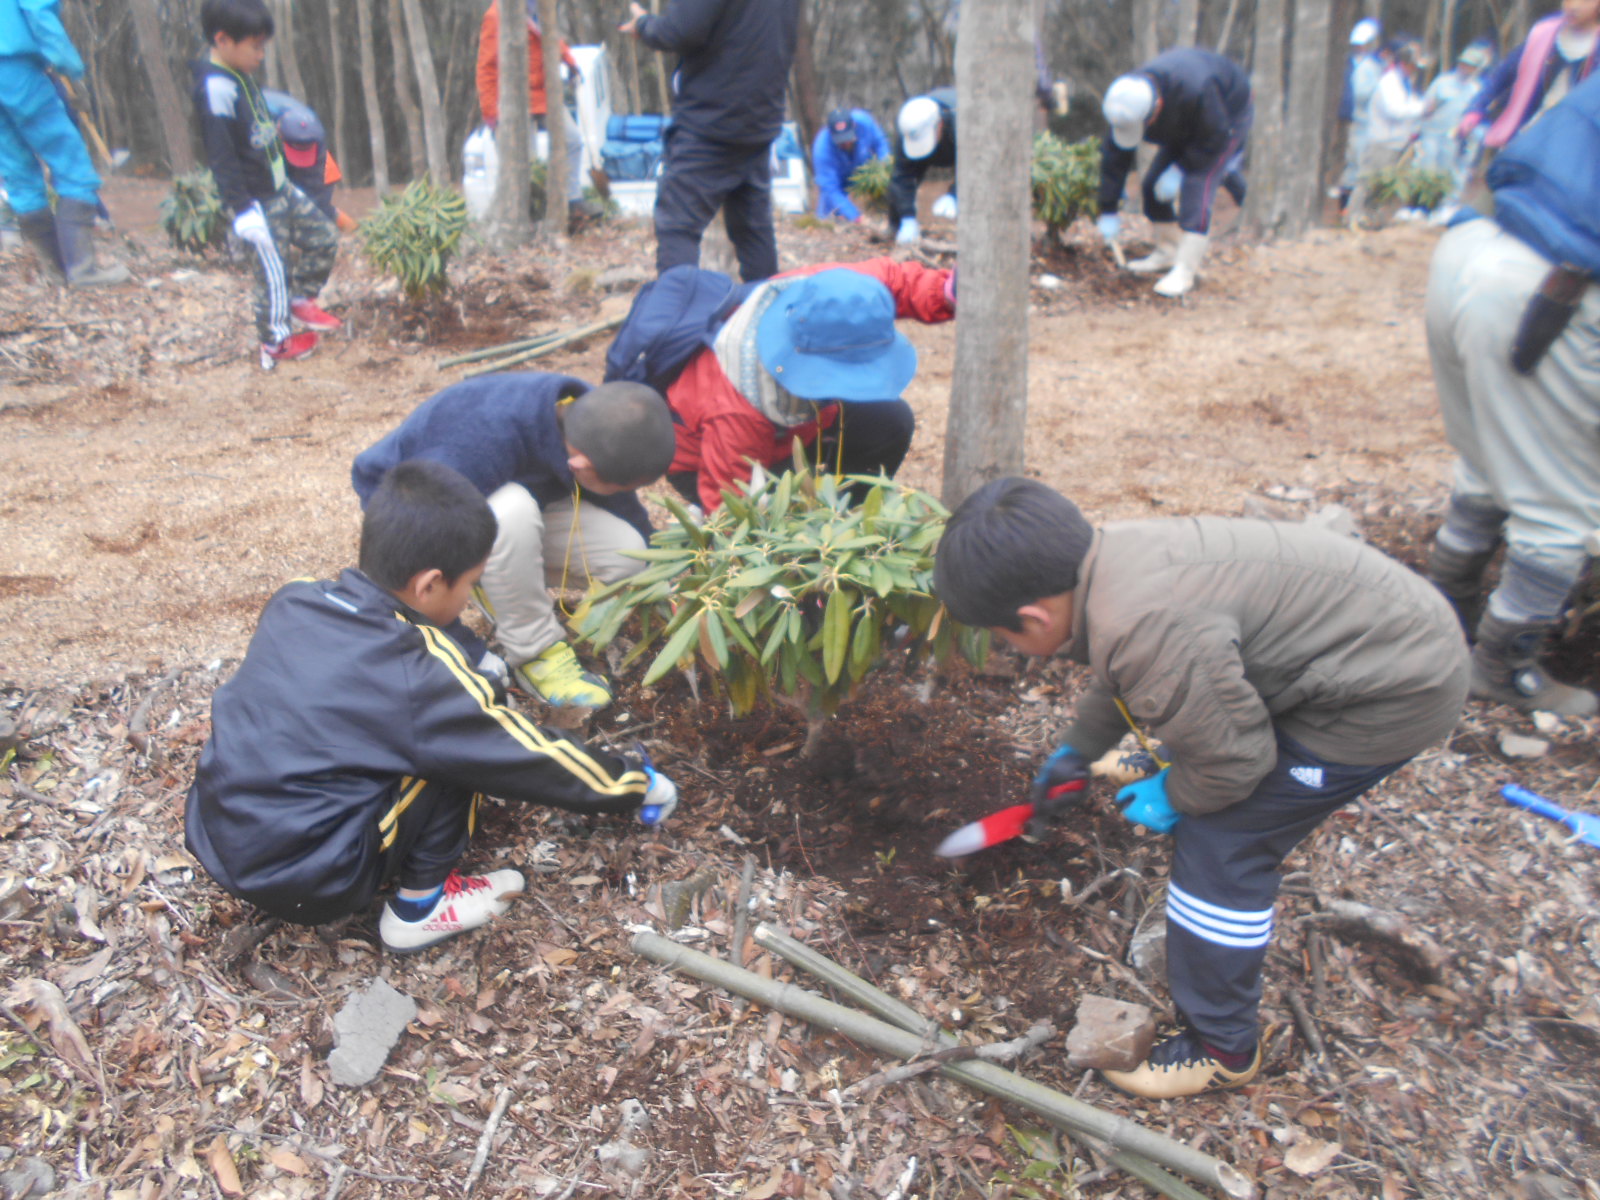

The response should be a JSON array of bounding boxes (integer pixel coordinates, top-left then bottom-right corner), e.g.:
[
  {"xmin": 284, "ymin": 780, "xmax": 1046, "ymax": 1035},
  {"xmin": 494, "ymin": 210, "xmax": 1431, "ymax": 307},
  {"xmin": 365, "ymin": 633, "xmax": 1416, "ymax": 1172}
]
[{"xmin": 1058, "ymin": 518, "xmax": 1469, "ymax": 815}]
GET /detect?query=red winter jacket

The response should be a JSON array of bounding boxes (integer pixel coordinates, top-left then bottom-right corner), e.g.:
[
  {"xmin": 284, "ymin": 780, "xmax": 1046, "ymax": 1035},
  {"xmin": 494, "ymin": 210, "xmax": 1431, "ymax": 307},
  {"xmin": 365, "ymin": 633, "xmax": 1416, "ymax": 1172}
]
[{"xmin": 666, "ymin": 258, "xmax": 953, "ymax": 512}]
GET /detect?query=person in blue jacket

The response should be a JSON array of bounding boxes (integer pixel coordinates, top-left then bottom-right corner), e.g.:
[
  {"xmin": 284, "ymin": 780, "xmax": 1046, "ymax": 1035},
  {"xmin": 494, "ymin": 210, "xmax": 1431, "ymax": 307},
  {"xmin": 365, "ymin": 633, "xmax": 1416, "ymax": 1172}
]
[
  {"xmin": 352, "ymin": 374, "xmax": 675, "ymax": 711},
  {"xmin": 0, "ymin": 0, "xmax": 127, "ymax": 285},
  {"xmin": 811, "ymin": 106, "xmax": 888, "ymax": 223},
  {"xmin": 186, "ymin": 459, "xmax": 680, "ymax": 954},
  {"xmin": 1423, "ymin": 70, "xmax": 1600, "ymax": 717}
]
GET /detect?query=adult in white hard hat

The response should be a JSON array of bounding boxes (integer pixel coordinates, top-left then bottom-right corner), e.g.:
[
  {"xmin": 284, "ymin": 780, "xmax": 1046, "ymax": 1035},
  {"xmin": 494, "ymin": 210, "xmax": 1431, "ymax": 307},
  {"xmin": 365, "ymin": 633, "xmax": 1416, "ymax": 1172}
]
[
  {"xmin": 888, "ymin": 87, "xmax": 956, "ymax": 245},
  {"xmin": 1337, "ymin": 19, "xmax": 1386, "ymax": 213},
  {"xmin": 1096, "ymin": 48, "xmax": 1252, "ymax": 298}
]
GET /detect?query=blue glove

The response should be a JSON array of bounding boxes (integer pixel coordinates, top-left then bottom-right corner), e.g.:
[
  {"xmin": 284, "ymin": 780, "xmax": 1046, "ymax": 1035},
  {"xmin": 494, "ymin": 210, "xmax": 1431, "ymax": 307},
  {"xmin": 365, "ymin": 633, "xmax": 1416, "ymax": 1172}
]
[
  {"xmin": 1115, "ymin": 768, "xmax": 1180, "ymax": 833},
  {"xmin": 1095, "ymin": 213, "xmax": 1122, "ymax": 242},
  {"xmin": 1031, "ymin": 745, "xmax": 1090, "ymax": 815},
  {"xmin": 896, "ymin": 217, "xmax": 921, "ymax": 244}
]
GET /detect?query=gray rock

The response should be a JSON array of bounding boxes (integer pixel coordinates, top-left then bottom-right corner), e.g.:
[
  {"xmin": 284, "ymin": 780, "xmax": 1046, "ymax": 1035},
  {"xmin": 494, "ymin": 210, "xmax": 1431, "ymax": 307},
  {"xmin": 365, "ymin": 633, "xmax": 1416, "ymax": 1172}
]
[
  {"xmin": 327, "ymin": 977, "xmax": 417, "ymax": 1087},
  {"xmin": 1127, "ymin": 884, "xmax": 1168, "ymax": 979},
  {"xmin": 1065, "ymin": 995, "xmax": 1157, "ymax": 1070},
  {"xmin": 0, "ymin": 1155, "xmax": 57, "ymax": 1200},
  {"xmin": 1499, "ymin": 732, "xmax": 1550, "ymax": 759}
]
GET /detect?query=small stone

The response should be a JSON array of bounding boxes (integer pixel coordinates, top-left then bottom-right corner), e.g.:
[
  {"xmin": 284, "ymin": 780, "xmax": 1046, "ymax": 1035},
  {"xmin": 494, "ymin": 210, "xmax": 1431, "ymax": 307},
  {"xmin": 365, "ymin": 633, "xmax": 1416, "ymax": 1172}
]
[
  {"xmin": 1516, "ymin": 1172, "xmax": 1584, "ymax": 1200},
  {"xmin": 1036, "ymin": 274, "xmax": 1063, "ymax": 290},
  {"xmin": 1499, "ymin": 732, "xmax": 1550, "ymax": 759},
  {"xmin": 1530, "ymin": 711, "xmax": 1561, "ymax": 735},
  {"xmin": 597, "ymin": 1140, "xmax": 650, "ymax": 1177},
  {"xmin": 1127, "ymin": 885, "xmax": 1169, "ymax": 979},
  {"xmin": 0, "ymin": 1155, "xmax": 57, "ymax": 1200},
  {"xmin": 1065, "ymin": 994, "xmax": 1156, "ymax": 1070},
  {"xmin": 327, "ymin": 977, "xmax": 418, "ymax": 1087}
]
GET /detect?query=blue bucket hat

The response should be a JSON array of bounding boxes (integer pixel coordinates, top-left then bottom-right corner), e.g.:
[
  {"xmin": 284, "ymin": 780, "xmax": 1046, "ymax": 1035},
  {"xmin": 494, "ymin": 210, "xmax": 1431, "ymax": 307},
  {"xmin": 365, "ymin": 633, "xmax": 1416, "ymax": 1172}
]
[{"xmin": 756, "ymin": 270, "xmax": 918, "ymax": 402}]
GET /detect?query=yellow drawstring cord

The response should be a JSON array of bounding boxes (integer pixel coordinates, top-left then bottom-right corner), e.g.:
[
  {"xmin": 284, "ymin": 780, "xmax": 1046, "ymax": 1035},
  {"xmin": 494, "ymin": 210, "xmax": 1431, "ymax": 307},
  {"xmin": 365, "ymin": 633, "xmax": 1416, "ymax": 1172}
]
[{"xmin": 1115, "ymin": 697, "xmax": 1171, "ymax": 769}]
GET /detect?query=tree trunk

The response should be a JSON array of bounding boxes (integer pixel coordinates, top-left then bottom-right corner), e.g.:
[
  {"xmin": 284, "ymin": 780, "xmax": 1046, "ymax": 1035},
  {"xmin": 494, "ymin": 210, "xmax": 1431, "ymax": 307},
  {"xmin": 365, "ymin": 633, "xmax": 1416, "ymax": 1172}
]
[
  {"xmin": 327, "ymin": 0, "xmax": 353, "ymax": 184},
  {"xmin": 790, "ymin": 0, "xmax": 823, "ymax": 156},
  {"xmin": 1438, "ymin": 0, "xmax": 1460, "ymax": 72},
  {"xmin": 490, "ymin": 0, "xmax": 534, "ymax": 248},
  {"xmin": 942, "ymin": 0, "xmax": 1031, "ymax": 509},
  {"xmin": 275, "ymin": 0, "xmax": 308, "ymax": 100},
  {"xmin": 398, "ymin": 0, "xmax": 450, "ymax": 183},
  {"xmin": 1133, "ymin": 0, "xmax": 1162, "ymax": 66},
  {"xmin": 387, "ymin": 0, "xmax": 426, "ymax": 179},
  {"xmin": 648, "ymin": 0, "xmax": 672, "ymax": 113},
  {"xmin": 539, "ymin": 0, "xmax": 569, "ymax": 235},
  {"xmin": 129, "ymin": 0, "xmax": 196, "ymax": 174},
  {"xmin": 1243, "ymin": 0, "xmax": 1287, "ymax": 236},
  {"xmin": 354, "ymin": 0, "xmax": 389, "ymax": 193},
  {"xmin": 1217, "ymin": 0, "xmax": 1250, "ymax": 55},
  {"xmin": 1175, "ymin": 0, "xmax": 1202, "ymax": 47},
  {"xmin": 1284, "ymin": 0, "xmax": 1336, "ymax": 236}
]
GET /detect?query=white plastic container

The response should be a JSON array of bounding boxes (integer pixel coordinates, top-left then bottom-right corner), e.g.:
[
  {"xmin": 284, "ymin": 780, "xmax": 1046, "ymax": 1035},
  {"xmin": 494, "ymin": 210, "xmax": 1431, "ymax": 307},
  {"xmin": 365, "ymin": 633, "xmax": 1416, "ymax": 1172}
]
[{"xmin": 462, "ymin": 125, "xmax": 498, "ymax": 222}]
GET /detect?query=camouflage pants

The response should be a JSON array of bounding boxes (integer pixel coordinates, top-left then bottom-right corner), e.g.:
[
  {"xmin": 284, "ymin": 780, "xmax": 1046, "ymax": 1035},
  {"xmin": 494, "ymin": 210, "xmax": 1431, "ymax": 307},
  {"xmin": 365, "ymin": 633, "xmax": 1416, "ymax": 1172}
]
[{"xmin": 248, "ymin": 184, "xmax": 338, "ymax": 344}]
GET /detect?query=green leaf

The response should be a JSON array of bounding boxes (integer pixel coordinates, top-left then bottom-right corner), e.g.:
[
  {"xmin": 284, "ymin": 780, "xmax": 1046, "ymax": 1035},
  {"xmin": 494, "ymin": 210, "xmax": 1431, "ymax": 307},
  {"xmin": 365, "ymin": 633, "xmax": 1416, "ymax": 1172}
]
[
  {"xmin": 641, "ymin": 615, "xmax": 704, "ymax": 686},
  {"xmin": 822, "ymin": 586, "xmax": 852, "ymax": 684},
  {"xmin": 726, "ymin": 563, "xmax": 785, "ymax": 590}
]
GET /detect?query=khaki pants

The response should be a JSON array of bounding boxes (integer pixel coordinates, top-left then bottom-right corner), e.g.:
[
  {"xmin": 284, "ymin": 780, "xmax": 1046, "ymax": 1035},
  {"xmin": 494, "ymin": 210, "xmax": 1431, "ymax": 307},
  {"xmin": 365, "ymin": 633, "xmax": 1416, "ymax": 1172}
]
[
  {"xmin": 481, "ymin": 484, "xmax": 646, "ymax": 665},
  {"xmin": 1425, "ymin": 219, "xmax": 1600, "ymax": 584}
]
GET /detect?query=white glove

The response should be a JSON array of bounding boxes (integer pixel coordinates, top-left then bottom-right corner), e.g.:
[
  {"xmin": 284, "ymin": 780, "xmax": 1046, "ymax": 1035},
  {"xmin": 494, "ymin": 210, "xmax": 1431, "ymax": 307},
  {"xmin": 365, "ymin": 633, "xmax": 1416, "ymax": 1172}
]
[
  {"xmin": 1153, "ymin": 165, "xmax": 1182, "ymax": 204},
  {"xmin": 232, "ymin": 203, "xmax": 273, "ymax": 246},
  {"xmin": 895, "ymin": 217, "xmax": 920, "ymax": 245},
  {"xmin": 931, "ymin": 193, "xmax": 957, "ymax": 219},
  {"xmin": 638, "ymin": 767, "xmax": 678, "ymax": 825},
  {"xmin": 475, "ymin": 650, "xmax": 510, "ymax": 692},
  {"xmin": 1096, "ymin": 213, "xmax": 1122, "ymax": 242}
]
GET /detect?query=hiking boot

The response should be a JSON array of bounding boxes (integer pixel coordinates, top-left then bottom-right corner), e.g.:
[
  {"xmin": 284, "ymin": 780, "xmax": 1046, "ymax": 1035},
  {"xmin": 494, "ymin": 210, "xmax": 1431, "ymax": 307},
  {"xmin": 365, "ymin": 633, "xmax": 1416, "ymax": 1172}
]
[
  {"xmin": 1128, "ymin": 221, "xmax": 1181, "ymax": 273},
  {"xmin": 512, "ymin": 641, "xmax": 612, "ymax": 708},
  {"xmin": 290, "ymin": 297, "xmax": 343, "ymax": 331},
  {"xmin": 378, "ymin": 869, "xmax": 525, "ymax": 954},
  {"xmin": 55, "ymin": 197, "xmax": 130, "ymax": 286},
  {"xmin": 16, "ymin": 208, "xmax": 65, "ymax": 281},
  {"xmin": 1425, "ymin": 540, "xmax": 1496, "ymax": 633},
  {"xmin": 1470, "ymin": 611, "xmax": 1597, "ymax": 716},
  {"xmin": 260, "ymin": 330, "xmax": 319, "ymax": 370},
  {"xmin": 1101, "ymin": 1028, "xmax": 1261, "ymax": 1099},
  {"xmin": 1153, "ymin": 232, "xmax": 1210, "ymax": 298}
]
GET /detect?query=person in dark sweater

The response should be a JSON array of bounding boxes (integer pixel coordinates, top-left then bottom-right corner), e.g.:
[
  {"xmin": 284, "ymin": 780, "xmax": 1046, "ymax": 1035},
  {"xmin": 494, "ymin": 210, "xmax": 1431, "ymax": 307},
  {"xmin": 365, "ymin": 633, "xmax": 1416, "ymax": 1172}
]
[
  {"xmin": 1097, "ymin": 48, "xmax": 1252, "ymax": 298},
  {"xmin": 192, "ymin": 0, "xmax": 341, "ymax": 368},
  {"xmin": 889, "ymin": 87, "xmax": 957, "ymax": 245},
  {"xmin": 352, "ymin": 375, "xmax": 675, "ymax": 710},
  {"xmin": 620, "ymin": 0, "xmax": 798, "ymax": 282},
  {"xmin": 186, "ymin": 460, "xmax": 680, "ymax": 955}
]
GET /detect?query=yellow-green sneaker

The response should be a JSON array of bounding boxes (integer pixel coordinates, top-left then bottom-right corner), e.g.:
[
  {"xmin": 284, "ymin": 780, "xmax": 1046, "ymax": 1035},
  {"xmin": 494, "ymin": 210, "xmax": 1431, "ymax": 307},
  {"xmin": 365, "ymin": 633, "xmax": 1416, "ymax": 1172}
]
[{"xmin": 513, "ymin": 641, "xmax": 612, "ymax": 708}]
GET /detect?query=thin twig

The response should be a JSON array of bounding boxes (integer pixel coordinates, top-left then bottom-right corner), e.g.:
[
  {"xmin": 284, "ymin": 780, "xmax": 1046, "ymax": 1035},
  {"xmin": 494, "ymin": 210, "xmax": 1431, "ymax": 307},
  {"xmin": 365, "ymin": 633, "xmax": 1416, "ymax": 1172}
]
[{"xmin": 463, "ymin": 1085, "xmax": 515, "ymax": 1196}]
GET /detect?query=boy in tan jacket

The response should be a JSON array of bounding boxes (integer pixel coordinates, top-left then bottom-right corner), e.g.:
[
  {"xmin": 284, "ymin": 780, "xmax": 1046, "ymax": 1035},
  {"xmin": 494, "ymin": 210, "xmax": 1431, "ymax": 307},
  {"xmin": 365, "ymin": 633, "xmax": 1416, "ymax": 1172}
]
[{"xmin": 934, "ymin": 478, "xmax": 1469, "ymax": 1099}]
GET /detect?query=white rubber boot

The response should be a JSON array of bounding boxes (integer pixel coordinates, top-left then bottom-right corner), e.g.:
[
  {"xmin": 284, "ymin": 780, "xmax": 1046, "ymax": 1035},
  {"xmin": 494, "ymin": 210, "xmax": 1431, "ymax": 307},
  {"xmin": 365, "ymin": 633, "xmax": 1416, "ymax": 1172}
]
[
  {"xmin": 1127, "ymin": 222, "xmax": 1180, "ymax": 273},
  {"xmin": 1154, "ymin": 232, "xmax": 1209, "ymax": 297}
]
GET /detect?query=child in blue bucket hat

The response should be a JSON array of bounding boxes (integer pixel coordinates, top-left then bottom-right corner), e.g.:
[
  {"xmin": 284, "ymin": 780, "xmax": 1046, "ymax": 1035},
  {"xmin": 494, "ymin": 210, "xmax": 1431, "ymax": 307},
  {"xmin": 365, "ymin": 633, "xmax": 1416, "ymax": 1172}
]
[{"xmin": 617, "ymin": 258, "xmax": 955, "ymax": 513}]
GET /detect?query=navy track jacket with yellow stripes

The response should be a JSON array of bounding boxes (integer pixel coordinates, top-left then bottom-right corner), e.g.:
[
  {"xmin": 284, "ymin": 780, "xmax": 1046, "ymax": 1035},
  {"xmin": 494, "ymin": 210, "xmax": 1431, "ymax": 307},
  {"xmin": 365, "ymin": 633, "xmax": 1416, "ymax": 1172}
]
[{"xmin": 185, "ymin": 568, "xmax": 650, "ymax": 923}]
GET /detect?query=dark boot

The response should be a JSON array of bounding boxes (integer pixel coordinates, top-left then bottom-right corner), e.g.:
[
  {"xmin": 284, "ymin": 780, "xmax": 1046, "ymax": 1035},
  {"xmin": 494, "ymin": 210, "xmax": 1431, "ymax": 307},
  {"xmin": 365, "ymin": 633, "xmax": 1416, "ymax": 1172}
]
[
  {"xmin": 1470, "ymin": 611, "xmax": 1597, "ymax": 716},
  {"xmin": 55, "ymin": 198, "xmax": 130, "ymax": 287},
  {"xmin": 16, "ymin": 209, "xmax": 65, "ymax": 281},
  {"xmin": 1425, "ymin": 540, "xmax": 1496, "ymax": 634}
]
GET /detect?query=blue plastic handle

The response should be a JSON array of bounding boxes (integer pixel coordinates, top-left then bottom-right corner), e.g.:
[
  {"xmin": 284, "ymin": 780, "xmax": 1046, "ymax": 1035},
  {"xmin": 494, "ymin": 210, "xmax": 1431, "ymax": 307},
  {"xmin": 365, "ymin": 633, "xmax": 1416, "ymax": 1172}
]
[{"xmin": 1502, "ymin": 783, "xmax": 1600, "ymax": 848}]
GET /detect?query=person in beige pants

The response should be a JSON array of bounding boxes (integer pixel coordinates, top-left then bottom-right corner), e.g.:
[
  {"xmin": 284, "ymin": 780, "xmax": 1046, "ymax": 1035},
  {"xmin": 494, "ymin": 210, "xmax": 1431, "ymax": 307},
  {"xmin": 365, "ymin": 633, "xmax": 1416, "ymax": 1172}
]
[{"xmin": 352, "ymin": 374, "xmax": 676, "ymax": 708}]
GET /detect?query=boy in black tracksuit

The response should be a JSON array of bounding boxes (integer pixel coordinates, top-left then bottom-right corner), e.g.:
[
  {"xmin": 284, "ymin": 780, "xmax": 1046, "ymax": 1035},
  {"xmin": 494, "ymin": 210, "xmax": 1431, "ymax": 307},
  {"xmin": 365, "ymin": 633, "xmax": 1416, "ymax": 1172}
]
[
  {"xmin": 192, "ymin": 0, "xmax": 341, "ymax": 367},
  {"xmin": 185, "ymin": 460, "xmax": 679, "ymax": 954},
  {"xmin": 621, "ymin": 0, "xmax": 798, "ymax": 282}
]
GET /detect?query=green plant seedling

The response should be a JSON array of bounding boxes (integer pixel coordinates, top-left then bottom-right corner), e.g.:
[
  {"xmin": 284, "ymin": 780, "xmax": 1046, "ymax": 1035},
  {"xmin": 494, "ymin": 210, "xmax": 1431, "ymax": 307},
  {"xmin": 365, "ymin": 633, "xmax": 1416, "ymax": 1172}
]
[
  {"xmin": 160, "ymin": 169, "xmax": 228, "ymax": 255},
  {"xmin": 359, "ymin": 176, "xmax": 468, "ymax": 303}
]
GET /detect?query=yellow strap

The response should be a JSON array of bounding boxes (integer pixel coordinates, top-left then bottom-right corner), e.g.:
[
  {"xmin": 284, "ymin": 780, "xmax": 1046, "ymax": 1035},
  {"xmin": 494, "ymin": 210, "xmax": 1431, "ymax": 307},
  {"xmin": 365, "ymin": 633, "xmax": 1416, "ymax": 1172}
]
[
  {"xmin": 557, "ymin": 483, "xmax": 592, "ymax": 617},
  {"xmin": 1114, "ymin": 697, "xmax": 1171, "ymax": 769}
]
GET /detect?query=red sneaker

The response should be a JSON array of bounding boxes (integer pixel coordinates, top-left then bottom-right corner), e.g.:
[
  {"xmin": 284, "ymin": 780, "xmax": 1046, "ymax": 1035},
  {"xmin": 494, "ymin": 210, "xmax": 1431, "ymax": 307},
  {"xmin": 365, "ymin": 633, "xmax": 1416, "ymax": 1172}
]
[
  {"xmin": 260, "ymin": 330, "xmax": 319, "ymax": 370},
  {"xmin": 290, "ymin": 298, "xmax": 343, "ymax": 331}
]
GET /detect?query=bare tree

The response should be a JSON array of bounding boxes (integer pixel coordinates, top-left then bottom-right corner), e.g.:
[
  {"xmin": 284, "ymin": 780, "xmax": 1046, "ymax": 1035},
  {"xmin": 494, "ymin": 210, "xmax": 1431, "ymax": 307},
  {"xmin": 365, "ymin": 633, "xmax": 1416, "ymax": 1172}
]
[
  {"xmin": 398, "ymin": 0, "xmax": 450, "ymax": 182},
  {"xmin": 130, "ymin": 0, "xmax": 197, "ymax": 173},
  {"xmin": 354, "ymin": 0, "xmax": 390, "ymax": 192},
  {"xmin": 1281, "ymin": 0, "xmax": 1335, "ymax": 236},
  {"xmin": 1175, "ymin": 0, "xmax": 1202, "ymax": 46},
  {"xmin": 490, "ymin": 0, "xmax": 534, "ymax": 247},
  {"xmin": 387, "ymin": 0, "xmax": 426, "ymax": 179},
  {"xmin": 790, "ymin": 0, "xmax": 823, "ymax": 153},
  {"xmin": 274, "ymin": 0, "xmax": 308, "ymax": 100},
  {"xmin": 539, "ymin": 0, "xmax": 569, "ymax": 234},
  {"xmin": 327, "ymin": 0, "xmax": 354, "ymax": 181},
  {"xmin": 943, "ymin": 0, "xmax": 1032, "ymax": 508},
  {"xmin": 1244, "ymin": 0, "xmax": 1287, "ymax": 235}
]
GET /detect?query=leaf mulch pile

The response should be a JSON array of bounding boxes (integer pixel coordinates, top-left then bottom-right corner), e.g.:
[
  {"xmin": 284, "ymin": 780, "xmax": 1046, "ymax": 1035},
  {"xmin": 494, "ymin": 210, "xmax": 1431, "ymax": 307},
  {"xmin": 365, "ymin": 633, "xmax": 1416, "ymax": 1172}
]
[{"xmin": 2, "ymin": 480, "xmax": 1597, "ymax": 1200}]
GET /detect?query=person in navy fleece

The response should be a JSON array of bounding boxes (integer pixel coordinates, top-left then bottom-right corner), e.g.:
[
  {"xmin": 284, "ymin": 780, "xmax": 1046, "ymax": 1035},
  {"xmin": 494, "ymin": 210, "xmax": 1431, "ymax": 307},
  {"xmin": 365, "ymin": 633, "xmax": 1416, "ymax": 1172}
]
[{"xmin": 353, "ymin": 374, "xmax": 674, "ymax": 709}]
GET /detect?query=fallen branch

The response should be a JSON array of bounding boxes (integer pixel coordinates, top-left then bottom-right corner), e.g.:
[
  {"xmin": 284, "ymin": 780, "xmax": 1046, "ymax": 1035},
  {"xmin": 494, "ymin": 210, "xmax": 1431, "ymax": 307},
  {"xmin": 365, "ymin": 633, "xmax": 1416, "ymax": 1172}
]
[
  {"xmin": 463, "ymin": 1085, "xmax": 514, "ymax": 1196},
  {"xmin": 127, "ymin": 666, "xmax": 183, "ymax": 768},
  {"xmin": 459, "ymin": 316, "xmax": 624, "ymax": 379},
  {"xmin": 436, "ymin": 328, "xmax": 559, "ymax": 369},
  {"xmin": 1299, "ymin": 899, "xmax": 1448, "ymax": 981},
  {"xmin": 637, "ymin": 930, "xmax": 1254, "ymax": 1200},
  {"xmin": 845, "ymin": 1023, "xmax": 1054, "ymax": 1095}
]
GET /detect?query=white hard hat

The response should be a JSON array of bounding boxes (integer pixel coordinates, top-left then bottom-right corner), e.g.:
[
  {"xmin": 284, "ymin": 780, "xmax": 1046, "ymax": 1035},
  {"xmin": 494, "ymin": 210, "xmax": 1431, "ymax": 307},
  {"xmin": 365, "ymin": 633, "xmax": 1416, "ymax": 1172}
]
[
  {"xmin": 898, "ymin": 97, "xmax": 942, "ymax": 160},
  {"xmin": 1103, "ymin": 76, "xmax": 1156, "ymax": 150},
  {"xmin": 1350, "ymin": 18, "xmax": 1380, "ymax": 46}
]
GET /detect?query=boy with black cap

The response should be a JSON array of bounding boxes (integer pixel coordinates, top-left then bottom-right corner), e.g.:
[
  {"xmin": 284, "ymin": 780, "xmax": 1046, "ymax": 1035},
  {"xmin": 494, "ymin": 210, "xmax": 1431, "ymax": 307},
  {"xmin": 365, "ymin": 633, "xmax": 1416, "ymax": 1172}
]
[
  {"xmin": 934, "ymin": 479, "xmax": 1468, "ymax": 1098},
  {"xmin": 353, "ymin": 375, "xmax": 675, "ymax": 710},
  {"xmin": 811, "ymin": 106, "xmax": 890, "ymax": 223},
  {"xmin": 186, "ymin": 460, "xmax": 678, "ymax": 955}
]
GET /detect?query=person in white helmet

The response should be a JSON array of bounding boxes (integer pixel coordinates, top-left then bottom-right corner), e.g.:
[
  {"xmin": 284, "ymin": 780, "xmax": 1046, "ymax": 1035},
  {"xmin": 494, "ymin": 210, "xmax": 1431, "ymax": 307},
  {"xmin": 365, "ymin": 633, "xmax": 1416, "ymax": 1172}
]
[
  {"xmin": 1096, "ymin": 48, "xmax": 1252, "ymax": 298},
  {"xmin": 1337, "ymin": 18, "xmax": 1385, "ymax": 214},
  {"xmin": 888, "ymin": 87, "xmax": 956, "ymax": 244}
]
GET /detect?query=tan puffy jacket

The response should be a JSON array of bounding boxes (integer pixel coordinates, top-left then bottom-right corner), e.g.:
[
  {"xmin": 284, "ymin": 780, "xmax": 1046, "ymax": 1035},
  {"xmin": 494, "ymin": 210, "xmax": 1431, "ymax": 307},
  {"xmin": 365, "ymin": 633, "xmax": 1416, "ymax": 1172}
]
[{"xmin": 1058, "ymin": 518, "xmax": 1469, "ymax": 815}]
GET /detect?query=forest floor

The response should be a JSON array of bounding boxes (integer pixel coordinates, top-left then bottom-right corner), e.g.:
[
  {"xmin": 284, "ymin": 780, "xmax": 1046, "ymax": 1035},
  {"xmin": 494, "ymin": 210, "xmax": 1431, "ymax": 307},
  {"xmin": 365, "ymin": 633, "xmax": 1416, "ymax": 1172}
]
[{"xmin": 0, "ymin": 183, "xmax": 1596, "ymax": 1200}]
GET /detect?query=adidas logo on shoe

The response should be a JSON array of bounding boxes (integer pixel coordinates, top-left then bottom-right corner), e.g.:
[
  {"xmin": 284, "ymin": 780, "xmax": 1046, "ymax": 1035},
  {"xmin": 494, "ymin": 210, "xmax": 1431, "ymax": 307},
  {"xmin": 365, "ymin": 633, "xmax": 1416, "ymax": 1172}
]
[
  {"xmin": 1289, "ymin": 766, "xmax": 1324, "ymax": 788},
  {"xmin": 378, "ymin": 868, "xmax": 525, "ymax": 954}
]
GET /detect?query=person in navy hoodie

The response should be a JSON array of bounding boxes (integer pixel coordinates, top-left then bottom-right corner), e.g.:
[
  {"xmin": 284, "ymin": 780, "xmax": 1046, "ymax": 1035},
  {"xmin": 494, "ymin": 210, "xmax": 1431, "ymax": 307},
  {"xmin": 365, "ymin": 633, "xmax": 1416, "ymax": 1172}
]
[{"xmin": 352, "ymin": 375, "xmax": 675, "ymax": 710}]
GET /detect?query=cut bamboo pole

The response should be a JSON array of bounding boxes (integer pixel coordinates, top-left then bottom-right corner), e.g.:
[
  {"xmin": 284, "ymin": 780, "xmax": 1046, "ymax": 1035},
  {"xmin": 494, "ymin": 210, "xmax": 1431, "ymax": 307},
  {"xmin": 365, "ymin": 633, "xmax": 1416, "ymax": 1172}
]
[
  {"xmin": 634, "ymin": 931, "xmax": 1254, "ymax": 1200},
  {"xmin": 753, "ymin": 925, "xmax": 1219, "ymax": 1200},
  {"xmin": 460, "ymin": 315, "xmax": 625, "ymax": 378},
  {"xmin": 436, "ymin": 328, "xmax": 560, "ymax": 369}
]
